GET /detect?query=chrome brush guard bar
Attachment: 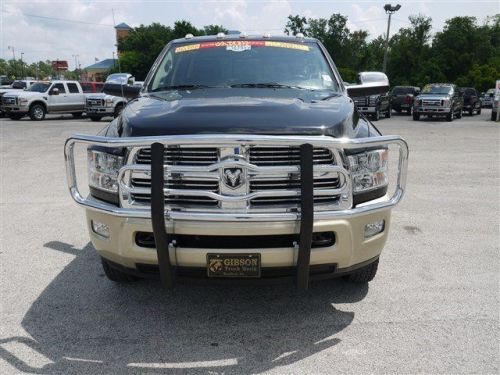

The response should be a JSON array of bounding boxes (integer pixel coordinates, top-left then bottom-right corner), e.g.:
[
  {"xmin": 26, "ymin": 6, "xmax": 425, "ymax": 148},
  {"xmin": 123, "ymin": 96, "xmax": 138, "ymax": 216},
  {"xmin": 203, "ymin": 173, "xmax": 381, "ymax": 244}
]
[{"xmin": 64, "ymin": 134, "xmax": 408, "ymax": 222}]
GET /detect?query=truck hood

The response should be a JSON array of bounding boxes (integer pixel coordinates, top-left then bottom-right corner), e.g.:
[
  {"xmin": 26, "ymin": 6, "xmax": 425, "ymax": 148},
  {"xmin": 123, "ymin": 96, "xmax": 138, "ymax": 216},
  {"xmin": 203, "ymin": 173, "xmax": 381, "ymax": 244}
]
[
  {"xmin": 3, "ymin": 91, "xmax": 47, "ymax": 99},
  {"xmin": 85, "ymin": 93, "xmax": 115, "ymax": 100},
  {"xmin": 416, "ymin": 94, "xmax": 450, "ymax": 101},
  {"xmin": 0, "ymin": 88, "xmax": 25, "ymax": 95},
  {"xmin": 118, "ymin": 89, "xmax": 377, "ymax": 139}
]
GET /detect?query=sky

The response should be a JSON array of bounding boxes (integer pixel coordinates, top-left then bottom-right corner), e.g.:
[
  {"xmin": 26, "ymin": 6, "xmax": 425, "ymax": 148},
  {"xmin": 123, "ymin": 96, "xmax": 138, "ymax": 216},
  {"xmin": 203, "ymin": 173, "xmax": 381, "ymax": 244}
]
[{"xmin": 0, "ymin": 0, "xmax": 498, "ymax": 69}]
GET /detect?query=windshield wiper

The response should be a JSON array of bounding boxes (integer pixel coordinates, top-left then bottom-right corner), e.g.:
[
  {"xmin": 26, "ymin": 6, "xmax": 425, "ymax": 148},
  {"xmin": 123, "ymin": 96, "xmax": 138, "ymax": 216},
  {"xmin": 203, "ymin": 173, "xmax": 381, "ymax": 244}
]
[
  {"xmin": 151, "ymin": 84, "xmax": 214, "ymax": 92},
  {"xmin": 320, "ymin": 93, "xmax": 341, "ymax": 101},
  {"xmin": 230, "ymin": 82, "xmax": 307, "ymax": 90}
]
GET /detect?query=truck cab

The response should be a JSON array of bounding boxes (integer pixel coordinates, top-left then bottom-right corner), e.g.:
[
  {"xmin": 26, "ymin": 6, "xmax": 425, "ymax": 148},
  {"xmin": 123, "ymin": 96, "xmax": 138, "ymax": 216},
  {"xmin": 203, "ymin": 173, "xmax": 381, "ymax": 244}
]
[
  {"xmin": 65, "ymin": 35, "xmax": 408, "ymax": 290},
  {"xmin": 84, "ymin": 74, "xmax": 131, "ymax": 122},
  {"xmin": 2, "ymin": 80, "xmax": 85, "ymax": 120}
]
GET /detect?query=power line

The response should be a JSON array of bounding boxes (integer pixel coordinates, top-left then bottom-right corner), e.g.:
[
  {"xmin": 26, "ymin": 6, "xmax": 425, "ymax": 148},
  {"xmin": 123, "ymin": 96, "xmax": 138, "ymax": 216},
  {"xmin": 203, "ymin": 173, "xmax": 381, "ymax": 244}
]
[{"xmin": 1, "ymin": 10, "xmax": 115, "ymax": 27}]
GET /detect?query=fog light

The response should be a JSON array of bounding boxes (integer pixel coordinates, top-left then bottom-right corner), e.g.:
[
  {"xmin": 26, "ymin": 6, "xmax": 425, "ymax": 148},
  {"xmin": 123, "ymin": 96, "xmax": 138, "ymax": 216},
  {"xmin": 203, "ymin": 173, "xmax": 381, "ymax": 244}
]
[
  {"xmin": 364, "ymin": 220, "xmax": 385, "ymax": 238},
  {"xmin": 91, "ymin": 220, "xmax": 110, "ymax": 238}
]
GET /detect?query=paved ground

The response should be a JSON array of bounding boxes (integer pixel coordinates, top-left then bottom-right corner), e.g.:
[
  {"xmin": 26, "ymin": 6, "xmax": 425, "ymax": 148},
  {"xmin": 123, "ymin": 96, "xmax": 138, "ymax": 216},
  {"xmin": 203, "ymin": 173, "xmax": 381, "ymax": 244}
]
[{"xmin": 0, "ymin": 111, "xmax": 498, "ymax": 375}]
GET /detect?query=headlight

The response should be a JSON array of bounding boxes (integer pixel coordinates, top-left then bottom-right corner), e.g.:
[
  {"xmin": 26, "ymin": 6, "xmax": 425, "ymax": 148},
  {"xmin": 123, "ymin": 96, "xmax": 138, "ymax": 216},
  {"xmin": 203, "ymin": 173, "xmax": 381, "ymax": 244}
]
[
  {"xmin": 442, "ymin": 99, "xmax": 450, "ymax": 107},
  {"xmin": 88, "ymin": 150, "xmax": 124, "ymax": 193},
  {"xmin": 19, "ymin": 97, "xmax": 28, "ymax": 105},
  {"xmin": 105, "ymin": 98, "xmax": 114, "ymax": 106},
  {"xmin": 348, "ymin": 149, "xmax": 388, "ymax": 193}
]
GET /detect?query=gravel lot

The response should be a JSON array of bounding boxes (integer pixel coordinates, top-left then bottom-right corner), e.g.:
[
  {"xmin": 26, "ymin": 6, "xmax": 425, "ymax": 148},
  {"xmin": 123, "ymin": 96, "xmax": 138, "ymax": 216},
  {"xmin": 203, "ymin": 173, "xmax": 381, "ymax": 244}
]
[{"xmin": 0, "ymin": 111, "xmax": 498, "ymax": 375}]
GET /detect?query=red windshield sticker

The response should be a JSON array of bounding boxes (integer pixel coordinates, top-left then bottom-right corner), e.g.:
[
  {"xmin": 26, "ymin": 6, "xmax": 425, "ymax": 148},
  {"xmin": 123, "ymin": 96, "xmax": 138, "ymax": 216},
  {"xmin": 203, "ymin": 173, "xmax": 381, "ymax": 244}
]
[{"xmin": 175, "ymin": 40, "xmax": 309, "ymax": 53}]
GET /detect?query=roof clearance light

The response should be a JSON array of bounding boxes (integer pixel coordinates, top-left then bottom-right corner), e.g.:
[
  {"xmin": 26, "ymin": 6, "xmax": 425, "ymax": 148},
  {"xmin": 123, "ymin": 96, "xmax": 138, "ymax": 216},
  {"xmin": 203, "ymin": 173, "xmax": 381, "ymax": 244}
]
[
  {"xmin": 216, "ymin": 32, "xmax": 225, "ymax": 39},
  {"xmin": 296, "ymin": 33, "xmax": 305, "ymax": 38},
  {"xmin": 185, "ymin": 33, "xmax": 194, "ymax": 39},
  {"xmin": 239, "ymin": 32, "xmax": 248, "ymax": 38},
  {"xmin": 263, "ymin": 33, "xmax": 271, "ymax": 38}
]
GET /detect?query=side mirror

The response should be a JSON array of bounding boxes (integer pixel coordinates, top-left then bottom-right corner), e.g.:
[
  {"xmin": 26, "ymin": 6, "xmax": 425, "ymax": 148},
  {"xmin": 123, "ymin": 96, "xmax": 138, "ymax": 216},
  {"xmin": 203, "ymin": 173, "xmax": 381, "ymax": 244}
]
[
  {"xmin": 103, "ymin": 83, "xmax": 141, "ymax": 100},
  {"xmin": 50, "ymin": 88, "xmax": 59, "ymax": 95},
  {"xmin": 346, "ymin": 72, "xmax": 389, "ymax": 97}
]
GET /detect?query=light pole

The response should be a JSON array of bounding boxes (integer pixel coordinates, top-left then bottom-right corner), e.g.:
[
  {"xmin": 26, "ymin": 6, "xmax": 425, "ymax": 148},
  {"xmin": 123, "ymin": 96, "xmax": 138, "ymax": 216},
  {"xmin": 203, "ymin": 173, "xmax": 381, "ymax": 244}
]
[
  {"xmin": 8, "ymin": 46, "xmax": 16, "ymax": 77},
  {"xmin": 382, "ymin": 4, "xmax": 401, "ymax": 73}
]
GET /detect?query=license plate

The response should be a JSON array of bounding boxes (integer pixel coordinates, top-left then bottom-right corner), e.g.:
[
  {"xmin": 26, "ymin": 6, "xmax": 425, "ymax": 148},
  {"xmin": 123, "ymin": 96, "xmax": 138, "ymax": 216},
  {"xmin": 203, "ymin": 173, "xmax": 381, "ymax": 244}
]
[{"xmin": 207, "ymin": 253, "xmax": 261, "ymax": 278}]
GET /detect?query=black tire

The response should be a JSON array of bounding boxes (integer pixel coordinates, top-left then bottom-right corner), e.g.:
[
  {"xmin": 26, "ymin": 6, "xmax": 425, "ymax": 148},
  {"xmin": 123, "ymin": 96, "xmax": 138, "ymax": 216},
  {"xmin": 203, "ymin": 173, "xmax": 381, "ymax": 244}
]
[
  {"xmin": 477, "ymin": 107, "xmax": 481, "ymax": 115},
  {"xmin": 372, "ymin": 108, "xmax": 380, "ymax": 121},
  {"xmin": 412, "ymin": 113, "xmax": 420, "ymax": 121},
  {"xmin": 88, "ymin": 115, "xmax": 102, "ymax": 122},
  {"xmin": 344, "ymin": 259, "xmax": 379, "ymax": 283},
  {"xmin": 101, "ymin": 258, "xmax": 140, "ymax": 282},
  {"xmin": 492, "ymin": 112, "xmax": 497, "ymax": 121},
  {"xmin": 72, "ymin": 112, "xmax": 83, "ymax": 118},
  {"xmin": 29, "ymin": 103, "xmax": 46, "ymax": 121},
  {"xmin": 8, "ymin": 114, "xmax": 24, "ymax": 120},
  {"xmin": 114, "ymin": 104, "xmax": 124, "ymax": 118},
  {"xmin": 385, "ymin": 105, "xmax": 392, "ymax": 118},
  {"xmin": 456, "ymin": 108, "xmax": 463, "ymax": 119},
  {"xmin": 468, "ymin": 108, "xmax": 473, "ymax": 116},
  {"xmin": 406, "ymin": 107, "xmax": 412, "ymax": 115},
  {"xmin": 446, "ymin": 110, "xmax": 454, "ymax": 122}
]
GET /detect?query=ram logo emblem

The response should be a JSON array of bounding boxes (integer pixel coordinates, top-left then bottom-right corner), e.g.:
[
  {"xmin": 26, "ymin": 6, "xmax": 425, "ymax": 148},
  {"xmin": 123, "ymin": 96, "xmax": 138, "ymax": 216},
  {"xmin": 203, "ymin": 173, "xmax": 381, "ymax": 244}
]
[{"xmin": 223, "ymin": 168, "xmax": 244, "ymax": 189}]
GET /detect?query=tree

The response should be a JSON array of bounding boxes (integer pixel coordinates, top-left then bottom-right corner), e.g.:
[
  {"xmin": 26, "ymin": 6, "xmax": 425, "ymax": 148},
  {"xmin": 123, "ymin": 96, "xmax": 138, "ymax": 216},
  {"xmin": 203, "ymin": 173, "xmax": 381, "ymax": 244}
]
[{"xmin": 284, "ymin": 15, "xmax": 308, "ymax": 36}]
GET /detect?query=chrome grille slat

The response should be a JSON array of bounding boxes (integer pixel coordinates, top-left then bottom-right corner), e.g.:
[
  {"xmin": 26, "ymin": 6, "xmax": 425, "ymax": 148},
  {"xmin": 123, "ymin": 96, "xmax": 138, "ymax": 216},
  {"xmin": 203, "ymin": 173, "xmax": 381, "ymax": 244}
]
[{"xmin": 123, "ymin": 144, "xmax": 347, "ymax": 212}]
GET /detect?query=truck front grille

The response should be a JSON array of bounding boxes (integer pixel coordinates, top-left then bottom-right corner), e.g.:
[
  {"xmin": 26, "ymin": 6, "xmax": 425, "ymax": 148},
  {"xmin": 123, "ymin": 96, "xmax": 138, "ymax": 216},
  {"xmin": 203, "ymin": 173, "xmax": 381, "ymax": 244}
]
[
  {"xmin": 123, "ymin": 144, "xmax": 348, "ymax": 213},
  {"xmin": 3, "ymin": 96, "xmax": 17, "ymax": 105},
  {"xmin": 353, "ymin": 97, "xmax": 368, "ymax": 106},
  {"xmin": 422, "ymin": 99, "xmax": 442, "ymax": 107},
  {"xmin": 87, "ymin": 99, "xmax": 104, "ymax": 107}
]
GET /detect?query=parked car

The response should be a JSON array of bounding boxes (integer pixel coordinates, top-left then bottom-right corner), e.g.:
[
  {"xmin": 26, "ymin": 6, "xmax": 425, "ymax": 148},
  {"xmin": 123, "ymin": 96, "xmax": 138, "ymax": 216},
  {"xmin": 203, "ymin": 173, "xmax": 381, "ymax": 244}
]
[
  {"xmin": 353, "ymin": 72, "xmax": 391, "ymax": 120},
  {"xmin": 80, "ymin": 81, "xmax": 104, "ymax": 94},
  {"xmin": 2, "ymin": 80, "xmax": 85, "ymax": 120},
  {"xmin": 482, "ymin": 89, "xmax": 495, "ymax": 107},
  {"xmin": 460, "ymin": 87, "xmax": 482, "ymax": 115},
  {"xmin": 390, "ymin": 86, "xmax": 420, "ymax": 115},
  {"xmin": 492, "ymin": 96, "xmax": 499, "ymax": 121},
  {"xmin": 0, "ymin": 80, "xmax": 38, "ymax": 117},
  {"xmin": 83, "ymin": 74, "xmax": 136, "ymax": 121},
  {"xmin": 64, "ymin": 34, "xmax": 408, "ymax": 290},
  {"xmin": 413, "ymin": 83, "xmax": 463, "ymax": 121}
]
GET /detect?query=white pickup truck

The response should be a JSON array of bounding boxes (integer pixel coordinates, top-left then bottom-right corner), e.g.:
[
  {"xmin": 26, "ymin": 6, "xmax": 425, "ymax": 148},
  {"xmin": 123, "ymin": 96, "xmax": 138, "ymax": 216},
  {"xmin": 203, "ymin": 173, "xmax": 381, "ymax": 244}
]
[
  {"xmin": 2, "ymin": 80, "xmax": 85, "ymax": 120},
  {"xmin": 84, "ymin": 73, "xmax": 141, "ymax": 121}
]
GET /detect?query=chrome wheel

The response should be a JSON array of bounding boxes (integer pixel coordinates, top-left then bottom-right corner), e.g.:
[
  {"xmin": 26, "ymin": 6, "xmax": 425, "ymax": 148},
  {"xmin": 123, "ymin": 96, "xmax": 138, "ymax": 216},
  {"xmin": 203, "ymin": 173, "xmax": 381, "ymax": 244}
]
[{"xmin": 33, "ymin": 107, "xmax": 43, "ymax": 119}]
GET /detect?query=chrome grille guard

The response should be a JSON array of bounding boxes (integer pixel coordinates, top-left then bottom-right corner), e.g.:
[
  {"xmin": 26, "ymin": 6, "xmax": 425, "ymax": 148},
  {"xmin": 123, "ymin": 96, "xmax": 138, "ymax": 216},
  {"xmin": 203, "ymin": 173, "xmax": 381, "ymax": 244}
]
[{"xmin": 64, "ymin": 134, "xmax": 408, "ymax": 222}]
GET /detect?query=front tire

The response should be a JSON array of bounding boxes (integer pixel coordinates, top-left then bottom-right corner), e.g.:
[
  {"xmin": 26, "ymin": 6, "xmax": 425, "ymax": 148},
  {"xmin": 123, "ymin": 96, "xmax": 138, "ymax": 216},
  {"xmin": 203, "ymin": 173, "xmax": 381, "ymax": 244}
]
[
  {"xmin": 492, "ymin": 112, "xmax": 497, "ymax": 121},
  {"xmin": 29, "ymin": 104, "xmax": 46, "ymax": 121},
  {"xmin": 456, "ymin": 108, "xmax": 463, "ymax": 119},
  {"xmin": 8, "ymin": 114, "xmax": 24, "ymax": 120},
  {"xmin": 88, "ymin": 115, "xmax": 102, "ymax": 122},
  {"xmin": 477, "ymin": 106, "xmax": 481, "ymax": 115},
  {"xmin": 385, "ymin": 105, "xmax": 392, "ymax": 118},
  {"xmin": 72, "ymin": 112, "xmax": 83, "ymax": 118},
  {"xmin": 101, "ymin": 258, "xmax": 140, "ymax": 283},
  {"xmin": 372, "ymin": 108, "xmax": 380, "ymax": 121},
  {"xmin": 446, "ymin": 110, "xmax": 454, "ymax": 122},
  {"xmin": 413, "ymin": 112, "xmax": 420, "ymax": 121},
  {"xmin": 344, "ymin": 259, "xmax": 379, "ymax": 283}
]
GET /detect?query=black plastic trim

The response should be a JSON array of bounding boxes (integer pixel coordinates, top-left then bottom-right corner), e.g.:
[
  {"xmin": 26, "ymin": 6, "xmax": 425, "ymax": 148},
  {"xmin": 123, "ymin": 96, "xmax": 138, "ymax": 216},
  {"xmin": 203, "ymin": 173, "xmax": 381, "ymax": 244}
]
[{"xmin": 296, "ymin": 143, "xmax": 314, "ymax": 291}]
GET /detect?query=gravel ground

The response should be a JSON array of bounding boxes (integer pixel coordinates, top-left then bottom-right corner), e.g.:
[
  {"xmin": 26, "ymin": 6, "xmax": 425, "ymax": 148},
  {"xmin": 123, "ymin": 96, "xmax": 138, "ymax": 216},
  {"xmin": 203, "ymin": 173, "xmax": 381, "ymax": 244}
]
[{"xmin": 0, "ymin": 110, "xmax": 498, "ymax": 375}]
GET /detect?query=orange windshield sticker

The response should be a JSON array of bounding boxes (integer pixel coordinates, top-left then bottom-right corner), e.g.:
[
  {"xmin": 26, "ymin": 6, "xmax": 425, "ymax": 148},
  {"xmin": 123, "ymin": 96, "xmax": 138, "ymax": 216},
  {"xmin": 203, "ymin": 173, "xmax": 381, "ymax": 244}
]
[{"xmin": 175, "ymin": 40, "xmax": 309, "ymax": 53}]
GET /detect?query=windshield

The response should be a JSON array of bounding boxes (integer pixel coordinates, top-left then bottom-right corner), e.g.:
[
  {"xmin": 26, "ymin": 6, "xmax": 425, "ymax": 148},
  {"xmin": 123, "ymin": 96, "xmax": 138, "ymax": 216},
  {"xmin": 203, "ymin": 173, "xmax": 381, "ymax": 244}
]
[
  {"xmin": 149, "ymin": 40, "xmax": 338, "ymax": 92},
  {"xmin": 422, "ymin": 85, "xmax": 452, "ymax": 95},
  {"xmin": 27, "ymin": 82, "xmax": 50, "ymax": 92}
]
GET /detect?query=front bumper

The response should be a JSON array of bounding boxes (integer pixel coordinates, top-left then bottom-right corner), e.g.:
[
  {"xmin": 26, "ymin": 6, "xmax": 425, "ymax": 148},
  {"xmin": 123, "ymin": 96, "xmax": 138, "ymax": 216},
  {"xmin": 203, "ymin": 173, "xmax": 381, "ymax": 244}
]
[
  {"xmin": 2, "ymin": 104, "xmax": 29, "ymax": 113},
  {"xmin": 414, "ymin": 106, "xmax": 451, "ymax": 115},
  {"xmin": 86, "ymin": 106, "xmax": 114, "ymax": 115},
  {"xmin": 357, "ymin": 106, "xmax": 377, "ymax": 113},
  {"xmin": 65, "ymin": 134, "xmax": 408, "ymax": 289}
]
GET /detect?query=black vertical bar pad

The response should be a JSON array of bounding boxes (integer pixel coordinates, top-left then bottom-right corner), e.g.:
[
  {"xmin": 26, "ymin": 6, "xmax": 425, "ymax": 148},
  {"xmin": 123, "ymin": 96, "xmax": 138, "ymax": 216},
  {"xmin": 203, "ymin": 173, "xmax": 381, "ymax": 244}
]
[
  {"xmin": 150, "ymin": 142, "xmax": 174, "ymax": 289},
  {"xmin": 297, "ymin": 143, "xmax": 314, "ymax": 291}
]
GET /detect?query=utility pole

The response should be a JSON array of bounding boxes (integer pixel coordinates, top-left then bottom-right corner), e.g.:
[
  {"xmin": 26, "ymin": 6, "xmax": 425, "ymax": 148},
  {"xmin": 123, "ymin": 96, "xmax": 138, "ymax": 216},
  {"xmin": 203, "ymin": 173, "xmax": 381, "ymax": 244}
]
[
  {"xmin": 382, "ymin": 4, "xmax": 401, "ymax": 73},
  {"xmin": 20, "ymin": 52, "xmax": 24, "ymax": 79}
]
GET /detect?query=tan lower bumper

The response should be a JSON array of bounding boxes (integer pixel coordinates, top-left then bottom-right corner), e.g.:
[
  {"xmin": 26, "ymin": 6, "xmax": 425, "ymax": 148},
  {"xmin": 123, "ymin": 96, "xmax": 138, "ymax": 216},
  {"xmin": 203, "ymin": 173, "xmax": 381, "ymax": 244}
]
[{"xmin": 86, "ymin": 209, "xmax": 391, "ymax": 270}]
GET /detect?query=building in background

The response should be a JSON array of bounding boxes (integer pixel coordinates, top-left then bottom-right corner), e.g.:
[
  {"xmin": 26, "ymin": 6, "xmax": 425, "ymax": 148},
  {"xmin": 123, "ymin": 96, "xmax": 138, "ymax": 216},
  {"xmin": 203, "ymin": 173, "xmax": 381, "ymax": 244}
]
[{"xmin": 81, "ymin": 59, "xmax": 115, "ymax": 82}]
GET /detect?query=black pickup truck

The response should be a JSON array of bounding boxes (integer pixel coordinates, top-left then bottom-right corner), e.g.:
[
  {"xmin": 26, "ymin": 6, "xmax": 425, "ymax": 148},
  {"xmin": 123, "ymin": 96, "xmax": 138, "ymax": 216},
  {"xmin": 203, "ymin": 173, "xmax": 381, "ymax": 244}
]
[
  {"xmin": 460, "ymin": 87, "xmax": 482, "ymax": 115},
  {"xmin": 390, "ymin": 86, "xmax": 420, "ymax": 115},
  {"xmin": 64, "ymin": 35, "xmax": 408, "ymax": 291}
]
